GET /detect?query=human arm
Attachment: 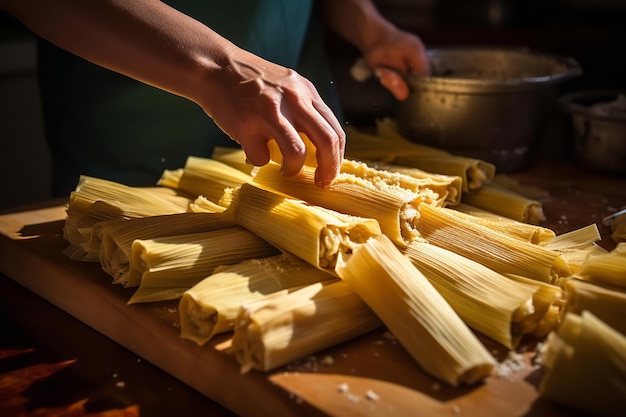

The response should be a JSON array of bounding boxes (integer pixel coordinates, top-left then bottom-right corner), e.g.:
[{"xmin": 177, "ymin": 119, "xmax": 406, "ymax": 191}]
[
  {"xmin": 0, "ymin": 0, "xmax": 345, "ymax": 187},
  {"xmin": 317, "ymin": 0, "xmax": 430, "ymax": 101}
]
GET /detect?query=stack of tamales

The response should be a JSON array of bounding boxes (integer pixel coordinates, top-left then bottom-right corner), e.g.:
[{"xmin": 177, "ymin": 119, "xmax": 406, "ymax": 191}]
[{"xmin": 58, "ymin": 122, "xmax": 625, "ymax": 413}]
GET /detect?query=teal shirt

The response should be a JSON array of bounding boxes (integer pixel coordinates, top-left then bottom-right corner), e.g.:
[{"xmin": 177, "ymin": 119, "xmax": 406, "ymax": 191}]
[{"xmin": 37, "ymin": 1, "xmax": 342, "ymax": 196}]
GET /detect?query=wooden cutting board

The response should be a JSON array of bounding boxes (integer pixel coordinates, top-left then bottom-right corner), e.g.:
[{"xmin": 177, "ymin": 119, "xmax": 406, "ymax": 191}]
[{"xmin": 1, "ymin": 162, "xmax": 624, "ymax": 417}]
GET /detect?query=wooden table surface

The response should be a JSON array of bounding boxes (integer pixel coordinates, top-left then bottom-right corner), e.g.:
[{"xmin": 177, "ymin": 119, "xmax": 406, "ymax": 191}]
[
  {"xmin": 0, "ymin": 273, "xmax": 238, "ymax": 417},
  {"xmin": 0, "ymin": 160, "xmax": 624, "ymax": 417}
]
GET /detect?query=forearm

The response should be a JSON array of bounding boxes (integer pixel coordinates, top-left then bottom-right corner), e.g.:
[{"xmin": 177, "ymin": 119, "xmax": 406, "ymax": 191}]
[
  {"xmin": 1, "ymin": 0, "xmax": 229, "ymax": 107},
  {"xmin": 317, "ymin": 0, "xmax": 396, "ymax": 53},
  {"xmin": 317, "ymin": 0, "xmax": 429, "ymax": 96},
  {"xmin": 2, "ymin": 0, "xmax": 346, "ymax": 187}
]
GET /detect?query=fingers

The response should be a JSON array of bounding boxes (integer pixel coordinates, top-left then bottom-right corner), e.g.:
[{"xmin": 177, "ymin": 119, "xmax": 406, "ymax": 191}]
[
  {"xmin": 375, "ymin": 67, "xmax": 410, "ymax": 101},
  {"xmin": 298, "ymin": 93, "xmax": 344, "ymax": 188},
  {"xmin": 238, "ymin": 135, "xmax": 272, "ymax": 168},
  {"xmin": 270, "ymin": 79, "xmax": 344, "ymax": 187},
  {"xmin": 240, "ymin": 103, "xmax": 344, "ymax": 189},
  {"xmin": 404, "ymin": 38, "xmax": 430, "ymax": 76},
  {"xmin": 412, "ymin": 57, "xmax": 430, "ymax": 77},
  {"xmin": 311, "ymin": 124, "xmax": 345, "ymax": 188},
  {"xmin": 207, "ymin": 55, "xmax": 344, "ymax": 187},
  {"xmin": 362, "ymin": 30, "xmax": 430, "ymax": 100},
  {"xmin": 271, "ymin": 126, "xmax": 307, "ymax": 178},
  {"xmin": 278, "ymin": 106, "xmax": 344, "ymax": 187},
  {"xmin": 237, "ymin": 124, "xmax": 306, "ymax": 177}
]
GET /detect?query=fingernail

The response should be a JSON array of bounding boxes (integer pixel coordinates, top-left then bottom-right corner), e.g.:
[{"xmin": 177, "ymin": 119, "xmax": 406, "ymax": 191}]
[{"xmin": 315, "ymin": 171, "xmax": 332, "ymax": 188}]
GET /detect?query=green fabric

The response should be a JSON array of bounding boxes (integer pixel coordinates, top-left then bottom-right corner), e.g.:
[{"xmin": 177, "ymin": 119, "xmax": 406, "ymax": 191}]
[{"xmin": 37, "ymin": 0, "xmax": 342, "ymax": 196}]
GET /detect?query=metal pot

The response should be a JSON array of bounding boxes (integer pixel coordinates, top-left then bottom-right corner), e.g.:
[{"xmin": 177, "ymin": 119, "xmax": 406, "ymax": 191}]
[
  {"xmin": 396, "ymin": 47, "xmax": 582, "ymax": 171},
  {"xmin": 560, "ymin": 89, "xmax": 626, "ymax": 175}
]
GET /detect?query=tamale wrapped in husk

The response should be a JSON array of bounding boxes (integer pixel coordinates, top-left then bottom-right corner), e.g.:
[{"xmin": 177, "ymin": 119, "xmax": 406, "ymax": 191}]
[
  {"xmin": 127, "ymin": 227, "xmax": 280, "ymax": 304},
  {"xmin": 538, "ymin": 312, "xmax": 626, "ymax": 417},
  {"xmin": 335, "ymin": 235, "xmax": 496, "ymax": 387},
  {"xmin": 252, "ymin": 161, "xmax": 422, "ymax": 247},
  {"xmin": 96, "ymin": 212, "xmax": 236, "ymax": 287},
  {"xmin": 180, "ymin": 254, "xmax": 334, "ymax": 345},
  {"xmin": 231, "ymin": 280, "xmax": 381, "ymax": 373},
  {"xmin": 228, "ymin": 183, "xmax": 381, "ymax": 270}
]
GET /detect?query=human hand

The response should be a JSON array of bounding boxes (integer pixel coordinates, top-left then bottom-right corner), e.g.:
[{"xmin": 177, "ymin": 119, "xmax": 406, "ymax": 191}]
[
  {"xmin": 0, "ymin": 0, "xmax": 345, "ymax": 187},
  {"xmin": 318, "ymin": 0, "xmax": 429, "ymax": 101},
  {"xmin": 361, "ymin": 28, "xmax": 430, "ymax": 101},
  {"xmin": 200, "ymin": 49, "xmax": 345, "ymax": 188}
]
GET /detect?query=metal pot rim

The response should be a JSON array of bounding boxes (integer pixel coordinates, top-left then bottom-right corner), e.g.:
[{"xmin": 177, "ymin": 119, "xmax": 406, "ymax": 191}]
[
  {"xmin": 560, "ymin": 89, "xmax": 626, "ymax": 122},
  {"xmin": 405, "ymin": 47, "xmax": 582, "ymax": 90}
]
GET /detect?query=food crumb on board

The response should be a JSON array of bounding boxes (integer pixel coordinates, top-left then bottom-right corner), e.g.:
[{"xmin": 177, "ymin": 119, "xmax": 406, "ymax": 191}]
[
  {"xmin": 382, "ymin": 331, "xmax": 397, "ymax": 344},
  {"xmin": 288, "ymin": 392, "xmax": 304, "ymax": 404},
  {"xmin": 320, "ymin": 355, "xmax": 334, "ymax": 366},
  {"xmin": 287, "ymin": 355, "xmax": 319, "ymax": 372},
  {"xmin": 495, "ymin": 351, "xmax": 527, "ymax": 380},
  {"xmin": 287, "ymin": 354, "xmax": 335, "ymax": 372},
  {"xmin": 337, "ymin": 383, "xmax": 349, "ymax": 393},
  {"xmin": 371, "ymin": 349, "xmax": 380, "ymax": 357},
  {"xmin": 337, "ymin": 383, "xmax": 359, "ymax": 402},
  {"xmin": 337, "ymin": 382, "xmax": 380, "ymax": 402},
  {"xmin": 111, "ymin": 371, "xmax": 126, "ymax": 388},
  {"xmin": 336, "ymin": 383, "xmax": 379, "ymax": 402},
  {"xmin": 346, "ymin": 392, "xmax": 360, "ymax": 403},
  {"xmin": 365, "ymin": 389, "xmax": 379, "ymax": 401},
  {"xmin": 451, "ymin": 404, "xmax": 461, "ymax": 414}
]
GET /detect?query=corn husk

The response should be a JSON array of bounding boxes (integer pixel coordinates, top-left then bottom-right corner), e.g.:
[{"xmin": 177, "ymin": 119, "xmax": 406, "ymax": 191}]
[
  {"xmin": 404, "ymin": 240, "xmax": 540, "ymax": 349},
  {"xmin": 96, "ymin": 212, "xmax": 236, "ymax": 287},
  {"xmin": 335, "ymin": 235, "xmax": 496, "ymax": 386},
  {"xmin": 228, "ymin": 183, "xmax": 382, "ymax": 270},
  {"xmin": 231, "ymin": 280, "xmax": 382, "ymax": 373},
  {"xmin": 252, "ymin": 161, "xmax": 423, "ymax": 247},
  {"xmin": 179, "ymin": 254, "xmax": 335, "ymax": 345},
  {"xmin": 578, "ymin": 243, "xmax": 626, "ymax": 289},
  {"xmin": 340, "ymin": 159, "xmax": 461, "ymax": 207},
  {"xmin": 158, "ymin": 156, "xmax": 252, "ymax": 203},
  {"xmin": 64, "ymin": 176, "xmax": 190, "ymax": 260},
  {"xmin": 461, "ymin": 183, "xmax": 546, "ymax": 225},
  {"xmin": 127, "ymin": 227, "xmax": 280, "ymax": 304},
  {"xmin": 211, "ymin": 147, "xmax": 255, "ymax": 175},
  {"xmin": 562, "ymin": 277, "xmax": 626, "ymax": 335},
  {"xmin": 539, "ymin": 311, "xmax": 626, "ymax": 417},
  {"xmin": 344, "ymin": 119, "xmax": 496, "ymax": 192},
  {"xmin": 451, "ymin": 203, "xmax": 556, "ymax": 245},
  {"xmin": 418, "ymin": 204, "xmax": 571, "ymax": 284}
]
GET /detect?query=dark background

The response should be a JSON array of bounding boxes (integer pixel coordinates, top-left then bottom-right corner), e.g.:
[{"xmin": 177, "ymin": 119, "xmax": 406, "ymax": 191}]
[{"xmin": 1, "ymin": 0, "xmax": 625, "ymax": 210}]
